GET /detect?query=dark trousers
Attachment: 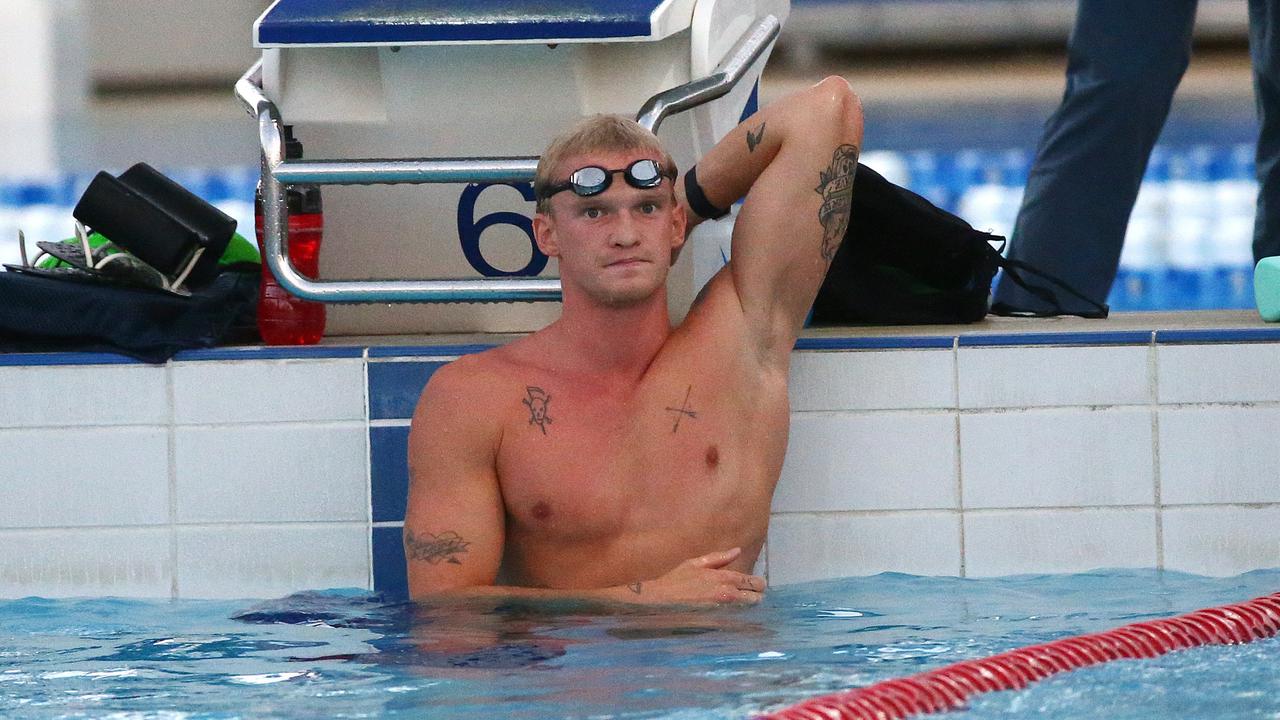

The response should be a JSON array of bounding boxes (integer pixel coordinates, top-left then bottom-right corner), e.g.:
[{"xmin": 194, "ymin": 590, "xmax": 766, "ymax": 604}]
[{"xmin": 993, "ymin": 0, "xmax": 1280, "ymax": 312}]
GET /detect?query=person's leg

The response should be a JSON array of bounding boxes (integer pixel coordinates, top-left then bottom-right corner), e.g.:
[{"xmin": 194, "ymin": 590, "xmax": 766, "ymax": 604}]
[
  {"xmin": 993, "ymin": 0, "xmax": 1199, "ymax": 312},
  {"xmin": 1250, "ymin": 0, "xmax": 1280, "ymax": 261}
]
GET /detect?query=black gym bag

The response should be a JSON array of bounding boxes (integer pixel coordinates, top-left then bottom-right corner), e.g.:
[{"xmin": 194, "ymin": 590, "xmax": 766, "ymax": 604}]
[{"xmin": 810, "ymin": 162, "xmax": 1108, "ymax": 325}]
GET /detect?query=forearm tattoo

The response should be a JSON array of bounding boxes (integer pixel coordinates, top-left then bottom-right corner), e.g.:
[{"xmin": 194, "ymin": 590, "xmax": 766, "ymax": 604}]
[
  {"xmin": 814, "ymin": 144, "xmax": 859, "ymax": 261},
  {"xmin": 522, "ymin": 386, "xmax": 553, "ymax": 435},
  {"xmin": 405, "ymin": 530, "xmax": 471, "ymax": 565},
  {"xmin": 746, "ymin": 122, "xmax": 766, "ymax": 153},
  {"xmin": 663, "ymin": 385, "xmax": 698, "ymax": 433}
]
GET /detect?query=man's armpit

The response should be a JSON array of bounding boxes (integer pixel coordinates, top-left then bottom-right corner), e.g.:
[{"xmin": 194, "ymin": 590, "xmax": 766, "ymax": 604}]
[{"xmin": 405, "ymin": 529, "xmax": 472, "ymax": 565}]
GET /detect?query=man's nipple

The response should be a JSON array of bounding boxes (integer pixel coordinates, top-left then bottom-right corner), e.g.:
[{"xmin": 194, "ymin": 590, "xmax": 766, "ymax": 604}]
[
  {"xmin": 532, "ymin": 501, "xmax": 553, "ymax": 521},
  {"xmin": 705, "ymin": 445, "xmax": 719, "ymax": 468}
]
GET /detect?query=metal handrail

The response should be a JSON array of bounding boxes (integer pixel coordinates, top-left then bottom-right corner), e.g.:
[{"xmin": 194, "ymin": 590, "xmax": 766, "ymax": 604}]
[{"xmin": 233, "ymin": 14, "xmax": 781, "ymax": 303}]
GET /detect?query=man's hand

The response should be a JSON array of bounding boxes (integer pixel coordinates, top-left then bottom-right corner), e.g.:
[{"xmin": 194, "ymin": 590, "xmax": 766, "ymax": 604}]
[{"xmin": 630, "ymin": 547, "xmax": 767, "ymax": 606}]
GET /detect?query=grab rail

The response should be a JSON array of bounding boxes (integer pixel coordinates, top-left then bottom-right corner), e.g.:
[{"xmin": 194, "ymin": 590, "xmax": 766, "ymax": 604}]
[{"xmin": 233, "ymin": 14, "xmax": 781, "ymax": 304}]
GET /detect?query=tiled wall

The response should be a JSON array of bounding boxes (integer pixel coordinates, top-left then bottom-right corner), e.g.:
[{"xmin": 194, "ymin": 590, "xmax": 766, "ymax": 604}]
[{"xmin": 2, "ymin": 329, "xmax": 1279, "ymax": 600}]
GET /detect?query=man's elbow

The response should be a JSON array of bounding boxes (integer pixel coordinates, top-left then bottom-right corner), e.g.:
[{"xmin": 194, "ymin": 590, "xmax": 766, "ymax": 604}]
[{"xmin": 809, "ymin": 75, "xmax": 863, "ymax": 140}]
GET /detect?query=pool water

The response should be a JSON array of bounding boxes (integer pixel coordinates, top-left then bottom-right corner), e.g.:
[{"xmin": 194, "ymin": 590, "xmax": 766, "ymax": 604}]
[{"xmin": 3, "ymin": 569, "xmax": 1278, "ymax": 719}]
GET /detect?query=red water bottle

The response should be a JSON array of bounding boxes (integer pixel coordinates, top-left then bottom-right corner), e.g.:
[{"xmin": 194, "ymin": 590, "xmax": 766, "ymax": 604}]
[{"xmin": 254, "ymin": 125, "xmax": 325, "ymax": 345}]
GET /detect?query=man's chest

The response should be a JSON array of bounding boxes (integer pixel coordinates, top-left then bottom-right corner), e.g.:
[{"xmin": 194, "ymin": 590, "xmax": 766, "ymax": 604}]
[{"xmin": 493, "ymin": 368, "xmax": 785, "ymax": 542}]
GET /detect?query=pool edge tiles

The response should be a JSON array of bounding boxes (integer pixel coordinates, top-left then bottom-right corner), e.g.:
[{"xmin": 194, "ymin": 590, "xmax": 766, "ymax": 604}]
[
  {"xmin": 957, "ymin": 330, "xmax": 1155, "ymax": 347},
  {"xmin": 1155, "ymin": 327, "xmax": 1280, "ymax": 344},
  {"xmin": 0, "ymin": 350, "xmax": 145, "ymax": 367}
]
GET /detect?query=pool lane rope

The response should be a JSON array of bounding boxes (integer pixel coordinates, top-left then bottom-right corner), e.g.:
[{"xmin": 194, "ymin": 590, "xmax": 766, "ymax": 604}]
[{"xmin": 760, "ymin": 591, "xmax": 1280, "ymax": 720}]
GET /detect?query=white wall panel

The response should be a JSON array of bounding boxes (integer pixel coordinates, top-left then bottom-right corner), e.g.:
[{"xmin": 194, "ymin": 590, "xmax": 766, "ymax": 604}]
[
  {"xmin": 174, "ymin": 423, "xmax": 368, "ymax": 523},
  {"xmin": 768, "ymin": 512, "xmax": 962, "ymax": 584},
  {"xmin": 175, "ymin": 524, "xmax": 369, "ymax": 599},
  {"xmin": 958, "ymin": 346, "xmax": 1150, "ymax": 409},
  {"xmin": 0, "ymin": 427, "xmax": 170, "ymax": 527},
  {"xmin": 790, "ymin": 350, "xmax": 955, "ymax": 411},
  {"xmin": 964, "ymin": 509, "xmax": 1158, "ymax": 577},
  {"xmin": 960, "ymin": 408, "xmax": 1154, "ymax": 508},
  {"xmin": 775, "ymin": 412, "xmax": 958, "ymax": 512},
  {"xmin": 172, "ymin": 359, "xmax": 366, "ymax": 425}
]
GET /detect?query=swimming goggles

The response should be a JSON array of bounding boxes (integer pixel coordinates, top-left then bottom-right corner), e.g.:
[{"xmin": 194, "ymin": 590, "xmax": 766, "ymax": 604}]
[{"xmin": 540, "ymin": 158, "xmax": 675, "ymax": 200}]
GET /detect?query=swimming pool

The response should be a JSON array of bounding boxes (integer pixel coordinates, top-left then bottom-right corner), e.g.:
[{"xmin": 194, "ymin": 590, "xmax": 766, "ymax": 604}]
[{"xmin": 4, "ymin": 568, "xmax": 1277, "ymax": 719}]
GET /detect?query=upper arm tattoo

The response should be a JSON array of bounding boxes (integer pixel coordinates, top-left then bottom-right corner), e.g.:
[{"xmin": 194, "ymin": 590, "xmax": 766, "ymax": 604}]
[
  {"xmin": 405, "ymin": 530, "xmax": 471, "ymax": 565},
  {"xmin": 522, "ymin": 386, "xmax": 553, "ymax": 435},
  {"xmin": 746, "ymin": 122, "xmax": 766, "ymax": 153},
  {"xmin": 815, "ymin": 144, "xmax": 860, "ymax": 261}
]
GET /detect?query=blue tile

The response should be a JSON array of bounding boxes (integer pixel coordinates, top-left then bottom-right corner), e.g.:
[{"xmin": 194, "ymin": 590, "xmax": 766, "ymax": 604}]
[
  {"xmin": 795, "ymin": 335, "xmax": 955, "ymax": 350},
  {"xmin": 958, "ymin": 331, "xmax": 1154, "ymax": 347},
  {"xmin": 367, "ymin": 344, "xmax": 495, "ymax": 359},
  {"xmin": 368, "ymin": 361, "xmax": 444, "ymax": 420},
  {"xmin": 0, "ymin": 351, "xmax": 141, "ymax": 366},
  {"xmin": 372, "ymin": 525, "xmax": 408, "ymax": 602},
  {"xmin": 371, "ymin": 425, "xmax": 411, "ymax": 523},
  {"xmin": 1155, "ymin": 328, "xmax": 1280, "ymax": 344},
  {"xmin": 174, "ymin": 345, "xmax": 364, "ymax": 361}
]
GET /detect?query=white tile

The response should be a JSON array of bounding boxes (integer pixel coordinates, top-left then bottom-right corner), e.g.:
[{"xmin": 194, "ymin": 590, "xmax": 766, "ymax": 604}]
[
  {"xmin": 172, "ymin": 359, "xmax": 365, "ymax": 424},
  {"xmin": 767, "ymin": 512, "xmax": 962, "ymax": 584},
  {"xmin": 774, "ymin": 412, "xmax": 957, "ymax": 512},
  {"xmin": 752, "ymin": 542, "xmax": 768, "ymax": 580},
  {"xmin": 964, "ymin": 509, "xmax": 1158, "ymax": 577},
  {"xmin": 1158, "ymin": 343, "xmax": 1280, "ymax": 404},
  {"xmin": 789, "ymin": 350, "xmax": 955, "ymax": 411},
  {"xmin": 1162, "ymin": 506, "xmax": 1280, "ymax": 576},
  {"xmin": 175, "ymin": 424, "xmax": 367, "ymax": 523},
  {"xmin": 0, "ymin": 364, "xmax": 167, "ymax": 427},
  {"xmin": 0, "ymin": 528, "xmax": 171, "ymax": 598},
  {"xmin": 1159, "ymin": 407, "xmax": 1280, "ymax": 504},
  {"xmin": 960, "ymin": 408, "xmax": 1154, "ymax": 508},
  {"xmin": 958, "ymin": 346, "xmax": 1150, "ymax": 409},
  {"xmin": 0, "ymin": 427, "xmax": 170, "ymax": 527},
  {"xmin": 175, "ymin": 524, "xmax": 369, "ymax": 599}
]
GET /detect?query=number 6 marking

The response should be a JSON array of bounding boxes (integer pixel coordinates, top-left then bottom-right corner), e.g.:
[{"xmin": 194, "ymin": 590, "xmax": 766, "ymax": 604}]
[{"xmin": 457, "ymin": 182, "xmax": 548, "ymax": 277}]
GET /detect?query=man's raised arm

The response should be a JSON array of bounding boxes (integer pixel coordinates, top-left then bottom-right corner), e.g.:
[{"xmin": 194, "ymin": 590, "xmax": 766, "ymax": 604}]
[{"xmin": 678, "ymin": 76, "xmax": 862, "ymax": 360}]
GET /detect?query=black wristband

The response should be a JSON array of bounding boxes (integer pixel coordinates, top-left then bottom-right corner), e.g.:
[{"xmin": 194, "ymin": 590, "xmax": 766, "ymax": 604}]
[{"xmin": 684, "ymin": 165, "xmax": 730, "ymax": 220}]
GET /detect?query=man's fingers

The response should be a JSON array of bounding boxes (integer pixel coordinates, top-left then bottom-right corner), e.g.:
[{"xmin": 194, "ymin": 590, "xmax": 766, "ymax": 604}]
[
  {"xmin": 713, "ymin": 570, "xmax": 767, "ymax": 593},
  {"xmin": 694, "ymin": 547, "xmax": 742, "ymax": 569},
  {"xmin": 717, "ymin": 588, "xmax": 763, "ymax": 605}
]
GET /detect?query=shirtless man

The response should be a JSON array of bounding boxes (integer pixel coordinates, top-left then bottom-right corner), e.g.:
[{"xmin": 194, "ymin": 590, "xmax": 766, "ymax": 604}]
[{"xmin": 405, "ymin": 76, "xmax": 862, "ymax": 606}]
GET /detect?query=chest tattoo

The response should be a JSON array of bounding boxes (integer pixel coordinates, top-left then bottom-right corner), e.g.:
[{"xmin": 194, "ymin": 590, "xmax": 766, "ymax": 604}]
[
  {"xmin": 522, "ymin": 386, "xmax": 553, "ymax": 435},
  {"xmin": 664, "ymin": 384, "xmax": 698, "ymax": 433}
]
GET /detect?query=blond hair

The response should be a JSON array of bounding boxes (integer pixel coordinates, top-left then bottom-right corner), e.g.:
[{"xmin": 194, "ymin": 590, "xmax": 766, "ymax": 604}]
[{"xmin": 534, "ymin": 114, "xmax": 677, "ymax": 213}]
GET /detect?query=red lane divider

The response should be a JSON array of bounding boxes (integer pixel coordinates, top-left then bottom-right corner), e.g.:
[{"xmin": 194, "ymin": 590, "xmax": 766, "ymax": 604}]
[{"xmin": 760, "ymin": 591, "xmax": 1280, "ymax": 720}]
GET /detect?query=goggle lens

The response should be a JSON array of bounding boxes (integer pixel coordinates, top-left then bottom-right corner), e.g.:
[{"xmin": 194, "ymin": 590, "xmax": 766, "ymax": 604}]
[{"xmin": 542, "ymin": 159, "xmax": 671, "ymax": 200}]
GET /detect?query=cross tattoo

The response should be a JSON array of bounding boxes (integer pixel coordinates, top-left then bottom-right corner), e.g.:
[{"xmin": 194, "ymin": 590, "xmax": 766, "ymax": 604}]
[{"xmin": 664, "ymin": 385, "xmax": 697, "ymax": 433}]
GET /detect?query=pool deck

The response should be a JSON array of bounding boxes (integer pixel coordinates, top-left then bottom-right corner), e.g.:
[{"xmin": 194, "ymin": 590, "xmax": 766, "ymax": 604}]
[{"xmin": 328, "ymin": 310, "xmax": 1278, "ymax": 355}]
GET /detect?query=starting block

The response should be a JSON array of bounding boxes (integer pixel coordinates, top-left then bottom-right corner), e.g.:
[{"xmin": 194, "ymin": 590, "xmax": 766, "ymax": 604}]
[{"xmin": 237, "ymin": 0, "xmax": 789, "ymax": 334}]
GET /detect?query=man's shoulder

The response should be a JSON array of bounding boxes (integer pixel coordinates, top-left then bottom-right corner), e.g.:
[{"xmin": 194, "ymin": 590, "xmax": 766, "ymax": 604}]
[{"xmin": 423, "ymin": 346, "xmax": 514, "ymax": 398}]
